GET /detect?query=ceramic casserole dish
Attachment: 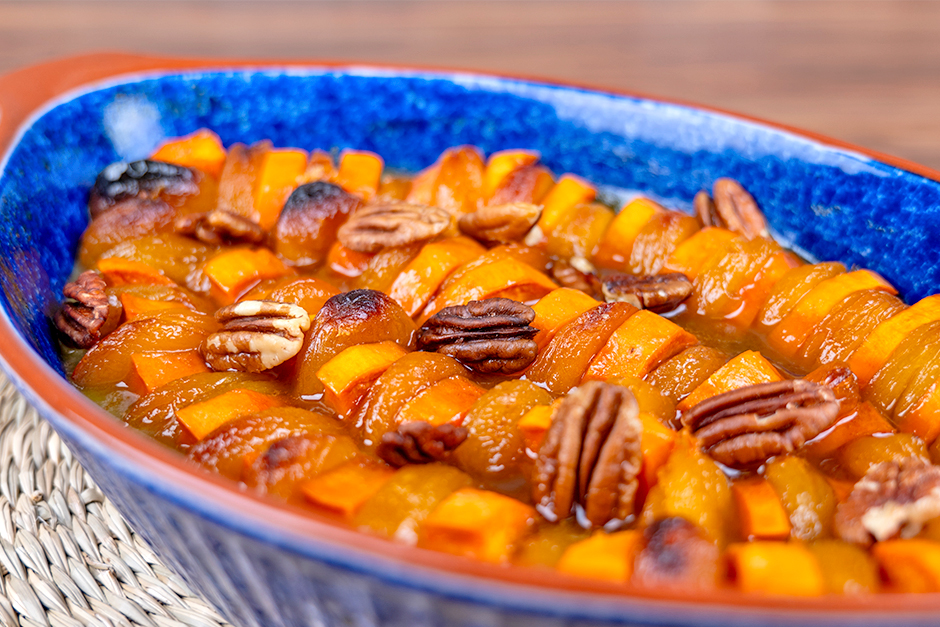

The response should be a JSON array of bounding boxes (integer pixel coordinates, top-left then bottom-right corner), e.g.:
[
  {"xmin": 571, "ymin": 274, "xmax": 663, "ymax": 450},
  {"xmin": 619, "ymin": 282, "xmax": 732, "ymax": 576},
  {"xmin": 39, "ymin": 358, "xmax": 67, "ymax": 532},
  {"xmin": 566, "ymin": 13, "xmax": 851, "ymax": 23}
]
[{"xmin": 1, "ymin": 53, "xmax": 940, "ymax": 627}]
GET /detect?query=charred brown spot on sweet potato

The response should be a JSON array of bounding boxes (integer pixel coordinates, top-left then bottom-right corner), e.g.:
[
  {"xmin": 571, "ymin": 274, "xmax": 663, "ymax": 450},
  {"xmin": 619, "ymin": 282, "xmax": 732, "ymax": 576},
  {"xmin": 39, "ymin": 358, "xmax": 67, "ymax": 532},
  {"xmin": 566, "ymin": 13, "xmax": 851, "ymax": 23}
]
[
  {"xmin": 633, "ymin": 517, "xmax": 719, "ymax": 589},
  {"xmin": 89, "ymin": 159, "xmax": 199, "ymax": 219},
  {"xmin": 272, "ymin": 182, "xmax": 362, "ymax": 267}
]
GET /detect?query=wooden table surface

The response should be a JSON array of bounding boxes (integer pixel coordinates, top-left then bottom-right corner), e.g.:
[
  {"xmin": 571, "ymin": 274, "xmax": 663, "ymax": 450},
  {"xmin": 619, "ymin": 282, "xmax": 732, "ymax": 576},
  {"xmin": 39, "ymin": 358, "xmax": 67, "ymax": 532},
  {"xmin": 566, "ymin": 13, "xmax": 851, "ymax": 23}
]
[{"xmin": 2, "ymin": 0, "xmax": 940, "ymax": 170}]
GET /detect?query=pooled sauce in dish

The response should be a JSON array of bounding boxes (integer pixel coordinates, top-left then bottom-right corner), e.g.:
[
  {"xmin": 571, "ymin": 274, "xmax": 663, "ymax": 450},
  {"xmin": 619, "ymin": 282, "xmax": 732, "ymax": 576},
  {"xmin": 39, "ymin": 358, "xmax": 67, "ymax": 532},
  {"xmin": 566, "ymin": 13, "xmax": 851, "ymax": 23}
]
[{"xmin": 57, "ymin": 128, "xmax": 940, "ymax": 595}]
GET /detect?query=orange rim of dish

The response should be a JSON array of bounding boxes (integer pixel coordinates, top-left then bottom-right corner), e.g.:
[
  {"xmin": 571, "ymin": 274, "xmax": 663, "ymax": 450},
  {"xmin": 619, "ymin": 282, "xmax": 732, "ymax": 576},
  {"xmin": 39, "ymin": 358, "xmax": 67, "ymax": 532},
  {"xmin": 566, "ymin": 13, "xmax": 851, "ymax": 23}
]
[{"xmin": 2, "ymin": 53, "xmax": 940, "ymax": 618}]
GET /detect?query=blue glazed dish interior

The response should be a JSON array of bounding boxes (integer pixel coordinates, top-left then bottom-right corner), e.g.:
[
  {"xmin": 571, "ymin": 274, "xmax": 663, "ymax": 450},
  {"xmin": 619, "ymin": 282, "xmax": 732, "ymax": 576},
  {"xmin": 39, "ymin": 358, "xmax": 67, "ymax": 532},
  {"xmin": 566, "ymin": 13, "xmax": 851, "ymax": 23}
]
[{"xmin": 2, "ymin": 65, "xmax": 940, "ymax": 626}]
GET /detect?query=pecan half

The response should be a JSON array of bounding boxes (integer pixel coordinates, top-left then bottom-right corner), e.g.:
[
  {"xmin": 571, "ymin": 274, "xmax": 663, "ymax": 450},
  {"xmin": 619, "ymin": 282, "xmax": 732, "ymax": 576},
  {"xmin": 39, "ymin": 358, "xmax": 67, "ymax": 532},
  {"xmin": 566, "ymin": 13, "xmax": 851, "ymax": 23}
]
[
  {"xmin": 376, "ymin": 421, "xmax": 469, "ymax": 467},
  {"xmin": 695, "ymin": 179, "xmax": 769, "ymax": 239},
  {"xmin": 681, "ymin": 379, "xmax": 839, "ymax": 469},
  {"xmin": 835, "ymin": 457, "xmax": 940, "ymax": 546},
  {"xmin": 693, "ymin": 190, "xmax": 719, "ymax": 229},
  {"xmin": 633, "ymin": 517, "xmax": 719, "ymax": 590},
  {"xmin": 202, "ymin": 300, "xmax": 310, "ymax": 372},
  {"xmin": 89, "ymin": 159, "xmax": 199, "ymax": 218},
  {"xmin": 174, "ymin": 209, "xmax": 266, "ymax": 246},
  {"xmin": 54, "ymin": 270, "xmax": 116, "ymax": 348},
  {"xmin": 602, "ymin": 272, "xmax": 692, "ymax": 313},
  {"xmin": 533, "ymin": 381, "xmax": 642, "ymax": 527},
  {"xmin": 416, "ymin": 298, "xmax": 538, "ymax": 374},
  {"xmin": 458, "ymin": 202, "xmax": 541, "ymax": 244},
  {"xmin": 550, "ymin": 258, "xmax": 603, "ymax": 299},
  {"xmin": 337, "ymin": 201, "xmax": 452, "ymax": 253}
]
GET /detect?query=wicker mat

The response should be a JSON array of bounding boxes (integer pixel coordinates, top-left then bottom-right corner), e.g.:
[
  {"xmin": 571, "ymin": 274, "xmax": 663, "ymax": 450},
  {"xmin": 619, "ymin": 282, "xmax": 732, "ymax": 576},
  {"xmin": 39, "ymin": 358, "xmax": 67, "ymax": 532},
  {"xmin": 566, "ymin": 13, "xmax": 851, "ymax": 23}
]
[{"xmin": 0, "ymin": 373, "xmax": 230, "ymax": 627}]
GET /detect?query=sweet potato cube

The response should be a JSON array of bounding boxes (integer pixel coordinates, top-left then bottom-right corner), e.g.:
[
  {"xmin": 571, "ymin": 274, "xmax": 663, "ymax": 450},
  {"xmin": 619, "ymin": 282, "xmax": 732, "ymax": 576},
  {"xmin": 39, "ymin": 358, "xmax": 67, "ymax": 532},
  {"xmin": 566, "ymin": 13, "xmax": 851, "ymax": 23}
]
[
  {"xmin": 530, "ymin": 288, "xmax": 599, "ymax": 348},
  {"xmin": 254, "ymin": 148, "xmax": 308, "ymax": 229},
  {"xmin": 335, "ymin": 150, "xmax": 384, "ymax": 201},
  {"xmin": 177, "ymin": 389, "xmax": 284, "ymax": 441},
  {"xmin": 592, "ymin": 197, "xmax": 663, "ymax": 270},
  {"xmin": 483, "ymin": 150, "xmax": 539, "ymax": 199},
  {"xmin": 316, "ymin": 342, "xmax": 410, "ymax": 416},
  {"xmin": 420, "ymin": 488, "xmax": 536, "ymax": 563},
  {"xmin": 873, "ymin": 539, "xmax": 940, "ymax": 593},
  {"xmin": 726, "ymin": 542, "xmax": 824, "ymax": 596},
  {"xmin": 732, "ymin": 478, "xmax": 792, "ymax": 540},
  {"xmin": 388, "ymin": 237, "xmax": 485, "ymax": 317},
  {"xmin": 394, "ymin": 376, "xmax": 486, "ymax": 426},
  {"xmin": 638, "ymin": 412, "xmax": 676, "ymax": 492},
  {"xmin": 677, "ymin": 350, "xmax": 784, "ymax": 412},
  {"xmin": 119, "ymin": 293, "xmax": 189, "ymax": 321},
  {"xmin": 768, "ymin": 270, "xmax": 897, "ymax": 359},
  {"xmin": 98, "ymin": 257, "xmax": 176, "ymax": 287},
  {"xmin": 808, "ymin": 540, "xmax": 879, "ymax": 593},
  {"xmin": 127, "ymin": 350, "xmax": 210, "ymax": 396},
  {"xmin": 531, "ymin": 174, "xmax": 596, "ymax": 243},
  {"xmin": 150, "ymin": 128, "xmax": 227, "ymax": 178},
  {"xmin": 848, "ymin": 295, "xmax": 940, "ymax": 386},
  {"xmin": 301, "ymin": 460, "xmax": 395, "ymax": 519},
  {"xmin": 556, "ymin": 530, "xmax": 644, "ymax": 583},
  {"xmin": 583, "ymin": 310, "xmax": 698, "ymax": 382},
  {"xmin": 204, "ymin": 248, "xmax": 291, "ymax": 305},
  {"xmin": 662, "ymin": 227, "xmax": 736, "ymax": 279},
  {"xmin": 518, "ymin": 404, "xmax": 556, "ymax": 452}
]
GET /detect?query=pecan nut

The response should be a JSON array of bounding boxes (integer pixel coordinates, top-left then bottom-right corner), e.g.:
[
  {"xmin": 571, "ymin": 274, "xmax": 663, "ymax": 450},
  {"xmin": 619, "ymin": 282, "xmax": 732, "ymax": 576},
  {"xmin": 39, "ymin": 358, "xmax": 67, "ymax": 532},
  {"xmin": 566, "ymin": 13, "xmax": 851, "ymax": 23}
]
[
  {"xmin": 602, "ymin": 272, "xmax": 692, "ymax": 313},
  {"xmin": 551, "ymin": 258, "xmax": 603, "ymax": 299},
  {"xmin": 202, "ymin": 300, "xmax": 310, "ymax": 372},
  {"xmin": 416, "ymin": 298, "xmax": 538, "ymax": 374},
  {"xmin": 376, "ymin": 421, "xmax": 469, "ymax": 467},
  {"xmin": 89, "ymin": 159, "xmax": 199, "ymax": 219},
  {"xmin": 54, "ymin": 270, "xmax": 116, "ymax": 348},
  {"xmin": 835, "ymin": 457, "xmax": 940, "ymax": 546},
  {"xmin": 337, "ymin": 201, "xmax": 452, "ymax": 253},
  {"xmin": 174, "ymin": 210, "xmax": 266, "ymax": 246},
  {"xmin": 695, "ymin": 179, "xmax": 769, "ymax": 239},
  {"xmin": 693, "ymin": 190, "xmax": 719, "ymax": 229},
  {"xmin": 681, "ymin": 379, "xmax": 839, "ymax": 469},
  {"xmin": 458, "ymin": 202, "xmax": 541, "ymax": 244},
  {"xmin": 533, "ymin": 381, "xmax": 642, "ymax": 527}
]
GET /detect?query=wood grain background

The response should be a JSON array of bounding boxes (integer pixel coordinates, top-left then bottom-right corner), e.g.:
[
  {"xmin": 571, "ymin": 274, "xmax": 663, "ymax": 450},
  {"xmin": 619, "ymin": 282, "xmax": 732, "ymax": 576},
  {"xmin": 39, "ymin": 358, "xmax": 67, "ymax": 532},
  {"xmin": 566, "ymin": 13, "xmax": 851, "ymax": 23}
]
[{"xmin": 2, "ymin": 1, "xmax": 939, "ymax": 170}]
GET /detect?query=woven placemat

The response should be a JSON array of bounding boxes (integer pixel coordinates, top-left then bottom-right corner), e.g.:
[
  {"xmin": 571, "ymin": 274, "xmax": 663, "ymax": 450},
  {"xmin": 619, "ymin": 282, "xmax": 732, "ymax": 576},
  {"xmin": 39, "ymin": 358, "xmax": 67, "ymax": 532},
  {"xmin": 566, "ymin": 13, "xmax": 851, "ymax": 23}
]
[{"xmin": 0, "ymin": 373, "xmax": 231, "ymax": 627}]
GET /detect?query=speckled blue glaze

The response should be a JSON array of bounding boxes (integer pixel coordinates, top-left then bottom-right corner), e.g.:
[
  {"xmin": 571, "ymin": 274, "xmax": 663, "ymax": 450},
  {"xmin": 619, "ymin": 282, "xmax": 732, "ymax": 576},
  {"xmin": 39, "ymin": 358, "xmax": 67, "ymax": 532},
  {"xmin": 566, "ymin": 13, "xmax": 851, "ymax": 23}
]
[{"xmin": 2, "ymin": 67, "xmax": 940, "ymax": 627}]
